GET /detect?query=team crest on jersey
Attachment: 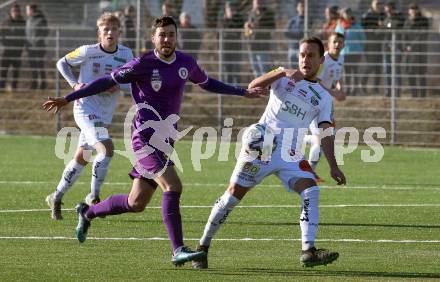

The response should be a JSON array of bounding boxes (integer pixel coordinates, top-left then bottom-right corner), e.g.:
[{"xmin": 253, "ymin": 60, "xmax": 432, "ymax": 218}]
[
  {"xmin": 178, "ymin": 67, "xmax": 188, "ymax": 79},
  {"xmin": 310, "ymin": 96, "xmax": 319, "ymax": 106},
  {"xmin": 284, "ymin": 80, "xmax": 295, "ymax": 92},
  {"xmin": 151, "ymin": 69, "xmax": 162, "ymax": 92}
]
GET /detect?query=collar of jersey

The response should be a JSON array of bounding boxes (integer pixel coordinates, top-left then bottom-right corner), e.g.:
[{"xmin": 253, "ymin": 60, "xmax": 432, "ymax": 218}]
[
  {"xmin": 304, "ymin": 78, "xmax": 317, "ymax": 83},
  {"xmin": 327, "ymin": 52, "xmax": 339, "ymax": 62},
  {"xmin": 99, "ymin": 43, "xmax": 118, "ymax": 54},
  {"xmin": 154, "ymin": 49, "xmax": 176, "ymax": 64}
]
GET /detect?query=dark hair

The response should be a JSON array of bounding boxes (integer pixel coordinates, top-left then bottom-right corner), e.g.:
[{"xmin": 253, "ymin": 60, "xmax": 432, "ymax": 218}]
[
  {"xmin": 151, "ymin": 16, "xmax": 177, "ymax": 34},
  {"xmin": 328, "ymin": 31, "xmax": 345, "ymax": 40},
  {"xmin": 27, "ymin": 3, "xmax": 38, "ymax": 12},
  {"xmin": 386, "ymin": 1, "xmax": 396, "ymax": 9},
  {"xmin": 328, "ymin": 5, "xmax": 339, "ymax": 14},
  {"xmin": 299, "ymin": 36, "xmax": 325, "ymax": 57},
  {"xmin": 409, "ymin": 3, "xmax": 419, "ymax": 10},
  {"xmin": 11, "ymin": 3, "xmax": 20, "ymax": 10}
]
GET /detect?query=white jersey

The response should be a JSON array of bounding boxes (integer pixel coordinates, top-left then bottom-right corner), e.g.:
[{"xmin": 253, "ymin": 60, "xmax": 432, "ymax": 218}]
[
  {"xmin": 64, "ymin": 43, "xmax": 133, "ymax": 124},
  {"xmin": 258, "ymin": 76, "xmax": 333, "ymax": 148},
  {"xmin": 317, "ymin": 52, "xmax": 344, "ymax": 89}
]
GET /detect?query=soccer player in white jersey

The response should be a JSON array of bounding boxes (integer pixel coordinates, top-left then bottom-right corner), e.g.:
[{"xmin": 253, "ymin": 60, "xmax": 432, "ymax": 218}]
[
  {"xmin": 45, "ymin": 13, "xmax": 133, "ymax": 220},
  {"xmin": 306, "ymin": 32, "xmax": 346, "ymax": 172},
  {"xmin": 193, "ymin": 37, "xmax": 346, "ymax": 269}
]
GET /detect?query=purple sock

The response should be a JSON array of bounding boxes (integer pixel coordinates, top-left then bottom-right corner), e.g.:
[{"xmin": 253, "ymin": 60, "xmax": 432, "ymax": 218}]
[
  {"xmin": 86, "ymin": 194, "xmax": 132, "ymax": 220},
  {"xmin": 162, "ymin": 191, "xmax": 184, "ymax": 252}
]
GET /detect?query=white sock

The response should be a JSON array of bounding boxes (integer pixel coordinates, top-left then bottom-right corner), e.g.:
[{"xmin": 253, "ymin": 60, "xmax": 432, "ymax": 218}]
[
  {"xmin": 91, "ymin": 154, "xmax": 112, "ymax": 198},
  {"xmin": 308, "ymin": 138, "xmax": 321, "ymax": 170},
  {"xmin": 299, "ymin": 186, "xmax": 320, "ymax": 251},
  {"xmin": 199, "ymin": 191, "xmax": 240, "ymax": 246},
  {"xmin": 55, "ymin": 160, "xmax": 85, "ymax": 201}
]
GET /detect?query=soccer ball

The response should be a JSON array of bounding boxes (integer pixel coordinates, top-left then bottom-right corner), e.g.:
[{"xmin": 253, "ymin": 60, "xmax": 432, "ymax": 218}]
[{"xmin": 242, "ymin": 123, "xmax": 276, "ymax": 160}]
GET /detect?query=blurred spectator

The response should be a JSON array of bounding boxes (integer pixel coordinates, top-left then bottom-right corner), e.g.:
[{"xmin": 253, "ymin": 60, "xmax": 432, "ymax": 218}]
[
  {"xmin": 178, "ymin": 12, "xmax": 201, "ymax": 60},
  {"xmin": 121, "ymin": 5, "xmax": 136, "ymax": 50},
  {"xmin": 336, "ymin": 8, "xmax": 366, "ymax": 96},
  {"xmin": 403, "ymin": 4, "xmax": 429, "ymax": 97},
  {"xmin": 141, "ymin": 5, "xmax": 154, "ymax": 53},
  {"xmin": 0, "ymin": 3, "xmax": 25, "ymax": 91},
  {"xmin": 99, "ymin": 0, "xmax": 113, "ymax": 14},
  {"xmin": 320, "ymin": 5, "xmax": 339, "ymax": 40},
  {"xmin": 285, "ymin": 0, "xmax": 305, "ymax": 68},
  {"xmin": 361, "ymin": 0, "xmax": 386, "ymax": 95},
  {"xmin": 25, "ymin": 3, "xmax": 48, "ymax": 90},
  {"xmin": 113, "ymin": 10, "xmax": 123, "ymax": 20},
  {"xmin": 244, "ymin": 0, "xmax": 275, "ymax": 76},
  {"xmin": 220, "ymin": 1, "xmax": 244, "ymax": 85},
  {"xmin": 162, "ymin": 1, "xmax": 178, "ymax": 20},
  {"xmin": 384, "ymin": 1, "xmax": 405, "ymax": 97}
]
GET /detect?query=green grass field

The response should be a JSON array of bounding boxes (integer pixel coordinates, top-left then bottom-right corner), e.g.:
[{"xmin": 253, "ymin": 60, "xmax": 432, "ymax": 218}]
[{"xmin": 0, "ymin": 135, "xmax": 439, "ymax": 281}]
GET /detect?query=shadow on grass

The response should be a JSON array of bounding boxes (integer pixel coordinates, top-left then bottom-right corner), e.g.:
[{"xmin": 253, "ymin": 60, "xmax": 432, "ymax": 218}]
[
  {"xmin": 182, "ymin": 267, "xmax": 440, "ymax": 279},
  {"xmin": 113, "ymin": 218, "xmax": 440, "ymax": 229}
]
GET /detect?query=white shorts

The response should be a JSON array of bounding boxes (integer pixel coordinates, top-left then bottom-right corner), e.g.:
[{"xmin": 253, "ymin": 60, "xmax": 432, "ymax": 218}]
[
  {"xmin": 309, "ymin": 118, "xmax": 320, "ymax": 136},
  {"xmin": 74, "ymin": 113, "xmax": 110, "ymax": 150},
  {"xmin": 230, "ymin": 141, "xmax": 316, "ymax": 192}
]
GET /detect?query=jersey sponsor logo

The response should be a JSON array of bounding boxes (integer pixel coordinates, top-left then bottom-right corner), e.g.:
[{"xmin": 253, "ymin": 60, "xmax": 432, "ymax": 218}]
[
  {"xmin": 114, "ymin": 56, "xmax": 127, "ymax": 63},
  {"xmin": 66, "ymin": 48, "xmax": 81, "ymax": 60},
  {"xmin": 93, "ymin": 63, "xmax": 100, "ymax": 74},
  {"xmin": 89, "ymin": 55, "xmax": 105, "ymax": 60},
  {"xmin": 151, "ymin": 69, "xmax": 162, "ymax": 92},
  {"xmin": 178, "ymin": 67, "xmax": 188, "ymax": 79},
  {"xmin": 308, "ymin": 85, "xmax": 321, "ymax": 100},
  {"xmin": 281, "ymin": 101, "xmax": 307, "ymax": 120},
  {"xmin": 310, "ymin": 96, "xmax": 319, "ymax": 106}
]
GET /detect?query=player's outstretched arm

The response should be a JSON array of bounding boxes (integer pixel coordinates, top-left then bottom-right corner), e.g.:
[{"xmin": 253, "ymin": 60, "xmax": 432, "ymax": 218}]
[
  {"xmin": 319, "ymin": 122, "xmax": 346, "ymax": 185},
  {"xmin": 332, "ymin": 81, "xmax": 346, "ymax": 102},
  {"xmin": 248, "ymin": 68, "xmax": 303, "ymax": 89},
  {"xmin": 42, "ymin": 75, "xmax": 117, "ymax": 114},
  {"xmin": 198, "ymin": 77, "xmax": 268, "ymax": 98},
  {"xmin": 317, "ymin": 79, "xmax": 346, "ymax": 102},
  {"xmin": 42, "ymin": 96, "xmax": 69, "ymax": 114}
]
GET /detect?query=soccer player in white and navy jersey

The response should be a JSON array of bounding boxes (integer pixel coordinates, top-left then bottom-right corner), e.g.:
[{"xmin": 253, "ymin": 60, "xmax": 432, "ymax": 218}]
[
  {"xmin": 194, "ymin": 37, "xmax": 346, "ymax": 269},
  {"xmin": 306, "ymin": 32, "xmax": 346, "ymax": 172},
  {"xmin": 45, "ymin": 13, "xmax": 133, "ymax": 220},
  {"xmin": 43, "ymin": 16, "xmax": 267, "ymax": 266}
]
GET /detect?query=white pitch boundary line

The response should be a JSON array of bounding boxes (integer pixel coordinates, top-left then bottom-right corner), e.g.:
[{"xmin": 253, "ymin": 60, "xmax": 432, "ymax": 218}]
[
  {"xmin": 0, "ymin": 180, "xmax": 439, "ymax": 190},
  {"xmin": 2, "ymin": 203, "xmax": 440, "ymax": 213},
  {"xmin": 0, "ymin": 236, "xmax": 438, "ymax": 243}
]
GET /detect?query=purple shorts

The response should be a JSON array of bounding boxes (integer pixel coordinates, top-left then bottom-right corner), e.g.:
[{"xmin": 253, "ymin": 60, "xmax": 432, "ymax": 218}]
[{"xmin": 128, "ymin": 147, "xmax": 175, "ymax": 189}]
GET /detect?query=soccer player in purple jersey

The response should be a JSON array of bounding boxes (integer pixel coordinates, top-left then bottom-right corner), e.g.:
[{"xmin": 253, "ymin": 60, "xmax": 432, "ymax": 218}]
[{"xmin": 43, "ymin": 16, "xmax": 267, "ymax": 266}]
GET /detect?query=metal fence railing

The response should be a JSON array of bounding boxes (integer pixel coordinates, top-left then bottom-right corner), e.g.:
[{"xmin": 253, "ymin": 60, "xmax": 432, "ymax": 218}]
[{"xmin": 0, "ymin": 26, "xmax": 439, "ymax": 146}]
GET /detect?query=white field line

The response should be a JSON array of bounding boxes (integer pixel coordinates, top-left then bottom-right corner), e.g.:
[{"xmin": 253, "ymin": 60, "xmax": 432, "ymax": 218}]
[
  {"xmin": 0, "ymin": 236, "xmax": 439, "ymax": 243},
  {"xmin": 0, "ymin": 181, "xmax": 439, "ymax": 190},
  {"xmin": 1, "ymin": 203, "xmax": 440, "ymax": 213}
]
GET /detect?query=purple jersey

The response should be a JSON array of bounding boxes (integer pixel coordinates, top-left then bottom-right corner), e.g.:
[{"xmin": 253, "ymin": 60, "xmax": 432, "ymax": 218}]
[
  {"xmin": 111, "ymin": 50, "xmax": 207, "ymax": 126},
  {"xmin": 111, "ymin": 50, "xmax": 208, "ymax": 176}
]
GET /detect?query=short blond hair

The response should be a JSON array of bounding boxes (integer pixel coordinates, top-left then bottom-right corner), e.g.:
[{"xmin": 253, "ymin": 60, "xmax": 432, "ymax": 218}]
[{"xmin": 96, "ymin": 12, "xmax": 121, "ymax": 28}]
